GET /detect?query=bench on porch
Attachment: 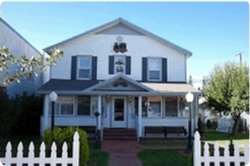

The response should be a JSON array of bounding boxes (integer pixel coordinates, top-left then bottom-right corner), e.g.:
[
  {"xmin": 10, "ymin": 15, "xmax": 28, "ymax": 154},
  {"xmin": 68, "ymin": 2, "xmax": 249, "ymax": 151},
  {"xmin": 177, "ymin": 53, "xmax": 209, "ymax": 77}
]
[
  {"xmin": 165, "ymin": 126, "xmax": 187, "ymax": 136},
  {"xmin": 144, "ymin": 126, "xmax": 187, "ymax": 138},
  {"xmin": 144, "ymin": 126, "xmax": 166, "ymax": 137}
]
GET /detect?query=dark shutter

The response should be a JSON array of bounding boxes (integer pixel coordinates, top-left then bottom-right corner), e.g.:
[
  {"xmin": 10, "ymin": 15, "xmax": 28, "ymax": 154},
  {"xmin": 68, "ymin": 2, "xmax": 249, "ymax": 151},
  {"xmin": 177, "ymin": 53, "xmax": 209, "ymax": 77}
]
[
  {"xmin": 142, "ymin": 57, "xmax": 147, "ymax": 81},
  {"xmin": 162, "ymin": 58, "xmax": 167, "ymax": 82},
  {"xmin": 91, "ymin": 56, "xmax": 97, "ymax": 80},
  {"xmin": 109, "ymin": 56, "xmax": 114, "ymax": 74},
  {"xmin": 71, "ymin": 56, "xmax": 77, "ymax": 80},
  {"xmin": 125, "ymin": 56, "xmax": 131, "ymax": 75}
]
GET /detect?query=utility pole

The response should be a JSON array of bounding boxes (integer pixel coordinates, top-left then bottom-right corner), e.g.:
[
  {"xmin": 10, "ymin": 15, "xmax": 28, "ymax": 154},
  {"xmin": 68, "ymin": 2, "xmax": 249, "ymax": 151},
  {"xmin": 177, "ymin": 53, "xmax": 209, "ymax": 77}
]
[{"xmin": 235, "ymin": 52, "xmax": 243, "ymax": 64}]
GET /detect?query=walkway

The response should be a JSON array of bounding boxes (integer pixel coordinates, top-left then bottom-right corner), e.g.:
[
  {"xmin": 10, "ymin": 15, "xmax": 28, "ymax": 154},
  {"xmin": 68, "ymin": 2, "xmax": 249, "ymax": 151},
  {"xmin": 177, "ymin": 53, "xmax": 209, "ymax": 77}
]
[
  {"xmin": 102, "ymin": 140, "xmax": 143, "ymax": 166},
  {"xmin": 102, "ymin": 139, "xmax": 187, "ymax": 166}
]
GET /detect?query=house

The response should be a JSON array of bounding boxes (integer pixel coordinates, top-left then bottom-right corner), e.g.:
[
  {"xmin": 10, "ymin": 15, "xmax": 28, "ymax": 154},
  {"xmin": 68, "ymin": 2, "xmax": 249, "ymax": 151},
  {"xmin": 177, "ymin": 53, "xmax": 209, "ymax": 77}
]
[
  {"xmin": 199, "ymin": 97, "xmax": 249, "ymax": 133},
  {"xmin": 0, "ymin": 18, "xmax": 43, "ymax": 98},
  {"xmin": 38, "ymin": 18, "xmax": 201, "ymax": 140}
]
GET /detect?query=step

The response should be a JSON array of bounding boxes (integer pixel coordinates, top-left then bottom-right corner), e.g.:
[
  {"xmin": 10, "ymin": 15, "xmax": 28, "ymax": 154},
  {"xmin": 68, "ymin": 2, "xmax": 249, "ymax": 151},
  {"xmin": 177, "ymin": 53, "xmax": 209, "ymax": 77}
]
[{"xmin": 103, "ymin": 128, "xmax": 137, "ymax": 141}]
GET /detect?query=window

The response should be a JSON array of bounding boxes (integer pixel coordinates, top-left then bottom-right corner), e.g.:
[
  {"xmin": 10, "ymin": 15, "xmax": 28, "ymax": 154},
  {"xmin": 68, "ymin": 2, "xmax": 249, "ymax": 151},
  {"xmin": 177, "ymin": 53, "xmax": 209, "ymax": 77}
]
[
  {"xmin": 165, "ymin": 97, "xmax": 178, "ymax": 117},
  {"xmin": 142, "ymin": 57, "xmax": 167, "ymax": 82},
  {"xmin": 142, "ymin": 96, "xmax": 162, "ymax": 117},
  {"xmin": 148, "ymin": 58, "xmax": 162, "ymax": 81},
  {"xmin": 78, "ymin": 56, "xmax": 91, "ymax": 79},
  {"xmin": 109, "ymin": 56, "xmax": 131, "ymax": 75},
  {"xmin": 77, "ymin": 96, "xmax": 98, "ymax": 116},
  {"xmin": 178, "ymin": 98, "xmax": 188, "ymax": 117},
  {"xmin": 52, "ymin": 96, "xmax": 74, "ymax": 115},
  {"xmin": 114, "ymin": 56, "xmax": 125, "ymax": 73}
]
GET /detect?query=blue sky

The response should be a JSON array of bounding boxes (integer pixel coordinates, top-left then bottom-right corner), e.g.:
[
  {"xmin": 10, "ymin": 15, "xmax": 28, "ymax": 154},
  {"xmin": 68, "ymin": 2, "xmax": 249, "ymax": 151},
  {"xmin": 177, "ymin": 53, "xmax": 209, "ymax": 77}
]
[{"xmin": 0, "ymin": 2, "xmax": 249, "ymax": 86}]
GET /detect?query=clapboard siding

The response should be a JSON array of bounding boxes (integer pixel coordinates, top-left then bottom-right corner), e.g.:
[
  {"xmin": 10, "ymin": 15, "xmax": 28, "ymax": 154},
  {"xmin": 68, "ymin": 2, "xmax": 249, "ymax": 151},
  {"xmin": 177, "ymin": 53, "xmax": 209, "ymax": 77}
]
[{"xmin": 50, "ymin": 34, "xmax": 186, "ymax": 82}]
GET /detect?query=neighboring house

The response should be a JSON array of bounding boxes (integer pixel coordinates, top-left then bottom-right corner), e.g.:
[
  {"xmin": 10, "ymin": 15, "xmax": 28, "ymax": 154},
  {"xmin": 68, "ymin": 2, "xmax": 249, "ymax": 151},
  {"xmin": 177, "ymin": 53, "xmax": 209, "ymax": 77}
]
[
  {"xmin": 38, "ymin": 18, "xmax": 201, "ymax": 139},
  {"xmin": 199, "ymin": 97, "xmax": 249, "ymax": 133},
  {"xmin": 0, "ymin": 18, "xmax": 43, "ymax": 98}
]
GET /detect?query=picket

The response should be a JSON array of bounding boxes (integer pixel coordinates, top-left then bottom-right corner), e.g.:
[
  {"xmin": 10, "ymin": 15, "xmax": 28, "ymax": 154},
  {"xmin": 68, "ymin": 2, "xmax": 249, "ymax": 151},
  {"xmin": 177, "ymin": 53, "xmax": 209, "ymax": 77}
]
[
  {"xmin": 194, "ymin": 131, "xmax": 249, "ymax": 166},
  {"xmin": 0, "ymin": 131, "xmax": 80, "ymax": 166}
]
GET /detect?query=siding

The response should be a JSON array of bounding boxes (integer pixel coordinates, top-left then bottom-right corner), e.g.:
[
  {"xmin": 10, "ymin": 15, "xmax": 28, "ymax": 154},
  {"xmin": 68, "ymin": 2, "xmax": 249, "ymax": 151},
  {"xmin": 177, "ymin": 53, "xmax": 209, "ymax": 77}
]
[
  {"xmin": 0, "ymin": 19, "xmax": 42, "ymax": 97},
  {"xmin": 50, "ymin": 34, "xmax": 186, "ymax": 82}
]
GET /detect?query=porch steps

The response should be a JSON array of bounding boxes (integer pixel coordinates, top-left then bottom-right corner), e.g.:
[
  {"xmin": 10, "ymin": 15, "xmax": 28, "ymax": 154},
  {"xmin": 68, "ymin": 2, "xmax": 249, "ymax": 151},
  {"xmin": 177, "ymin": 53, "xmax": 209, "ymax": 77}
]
[{"xmin": 103, "ymin": 128, "xmax": 137, "ymax": 141}]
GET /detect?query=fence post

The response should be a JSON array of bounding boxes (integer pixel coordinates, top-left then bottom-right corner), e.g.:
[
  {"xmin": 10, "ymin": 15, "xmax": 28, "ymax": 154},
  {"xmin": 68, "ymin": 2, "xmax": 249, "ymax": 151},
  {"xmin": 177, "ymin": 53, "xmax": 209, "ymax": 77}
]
[
  {"xmin": 73, "ymin": 131, "xmax": 80, "ymax": 166},
  {"xmin": 5, "ymin": 142, "xmax": 12, "ymax": 166},
  {"xmin": 193, "ymin": 131, "xmax": 201, "ymax": 166}
]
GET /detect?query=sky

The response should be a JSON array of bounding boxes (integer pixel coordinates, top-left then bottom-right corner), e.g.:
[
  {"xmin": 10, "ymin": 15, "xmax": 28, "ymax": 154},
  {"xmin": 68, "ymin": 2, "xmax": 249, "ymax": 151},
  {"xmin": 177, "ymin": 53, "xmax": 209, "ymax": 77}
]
[{"xmin": 0, "ymin": 1, "xmax": 249, "ymax": 88}]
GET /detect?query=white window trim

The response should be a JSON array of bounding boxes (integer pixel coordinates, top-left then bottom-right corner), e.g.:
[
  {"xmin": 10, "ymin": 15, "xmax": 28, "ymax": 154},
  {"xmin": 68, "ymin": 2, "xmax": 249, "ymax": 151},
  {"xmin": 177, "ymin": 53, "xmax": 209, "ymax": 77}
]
[
  {"xmin": 147, "ymin": 57, "xmax": 162, "ymax": 81},
  {"xmin": 77, "ymin": 56, "xmax": 92, "ymax": 80}
]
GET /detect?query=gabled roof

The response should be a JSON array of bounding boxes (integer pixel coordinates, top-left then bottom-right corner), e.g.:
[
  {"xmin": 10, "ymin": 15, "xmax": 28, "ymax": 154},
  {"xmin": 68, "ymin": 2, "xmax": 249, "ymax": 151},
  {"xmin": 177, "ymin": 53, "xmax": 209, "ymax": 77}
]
[
  {"xmin": 0, "ymin": 18, "xmax": 42, "ymax": 56},
  {"xmin": 84, "ymin": 73, "xmax": 155, "ymax": 94},
  {"xmin": 43, "ymin": 17, "xmax": 192, "ymax": 57}
]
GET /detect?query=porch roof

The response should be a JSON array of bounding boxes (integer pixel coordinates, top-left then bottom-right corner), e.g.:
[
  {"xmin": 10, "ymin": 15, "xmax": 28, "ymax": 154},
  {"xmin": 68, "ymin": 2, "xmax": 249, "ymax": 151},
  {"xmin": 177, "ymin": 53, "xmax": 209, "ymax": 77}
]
[
  {"xmin": 38, "ymin": 79, "xmax": 201, "ymax": 96},
  {"xmin": 141, "ymin": 82, "xmax": 201, "ymax": 95}
]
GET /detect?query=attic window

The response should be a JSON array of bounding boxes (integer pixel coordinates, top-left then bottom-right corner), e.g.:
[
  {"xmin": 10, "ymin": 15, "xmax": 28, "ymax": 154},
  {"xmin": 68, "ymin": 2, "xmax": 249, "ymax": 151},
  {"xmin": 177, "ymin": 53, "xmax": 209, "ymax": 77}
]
[{"xmin": 113, "ymin": 42, "xmax": 127, "ymax": 53}]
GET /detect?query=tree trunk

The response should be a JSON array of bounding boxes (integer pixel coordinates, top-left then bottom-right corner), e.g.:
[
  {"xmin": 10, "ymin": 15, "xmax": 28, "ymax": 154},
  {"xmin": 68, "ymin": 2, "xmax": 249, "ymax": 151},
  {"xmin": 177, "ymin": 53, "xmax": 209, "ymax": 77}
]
[{"xmin": 231, "ymin": 117, "xmax": 240, "ymax": 135}]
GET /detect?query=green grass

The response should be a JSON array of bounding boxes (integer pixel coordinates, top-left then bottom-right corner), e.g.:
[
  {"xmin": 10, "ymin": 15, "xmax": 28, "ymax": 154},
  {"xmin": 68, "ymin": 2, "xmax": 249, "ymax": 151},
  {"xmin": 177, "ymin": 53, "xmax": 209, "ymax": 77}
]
[
  {"xmin": 137, "ymin": 149, "xmax": 190, "ymax": 166},
  {"xmin": 88, "ymin": 149, "xmax": 109, "ymax": 166},
  {"xmin": 202, "ymin": 131, "xmax": 249, "ymax": 141}
]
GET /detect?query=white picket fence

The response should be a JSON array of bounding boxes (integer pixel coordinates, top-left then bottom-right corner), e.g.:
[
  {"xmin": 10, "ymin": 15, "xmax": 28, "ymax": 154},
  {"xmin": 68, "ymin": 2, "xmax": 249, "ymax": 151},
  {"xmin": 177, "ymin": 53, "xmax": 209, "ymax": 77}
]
[
  {"xmin": 194, "ymin": 131, "xmax": 249, "ymax": 166},
  {"xmin": 0, "ymin": 132, "xmax": 79, "ymax": 166},
  {"xmin": 217, "ymin": 118, "xmax": 234, "ymax": 133}
]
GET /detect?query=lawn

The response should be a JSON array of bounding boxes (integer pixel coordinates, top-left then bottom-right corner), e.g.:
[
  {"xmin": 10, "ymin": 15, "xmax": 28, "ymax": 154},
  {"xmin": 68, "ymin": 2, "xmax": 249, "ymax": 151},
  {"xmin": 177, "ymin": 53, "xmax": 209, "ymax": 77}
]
[
  {"xmin": 137, "ymin": 149, "xmax": 190, "ymax": 166},
  {"xmin": 138, "ymin": 131, "xmax": 249, "ymax": 166},
  {"xmin": 202, "ymin": 131, "xmax": 249, "ymax": 147}
]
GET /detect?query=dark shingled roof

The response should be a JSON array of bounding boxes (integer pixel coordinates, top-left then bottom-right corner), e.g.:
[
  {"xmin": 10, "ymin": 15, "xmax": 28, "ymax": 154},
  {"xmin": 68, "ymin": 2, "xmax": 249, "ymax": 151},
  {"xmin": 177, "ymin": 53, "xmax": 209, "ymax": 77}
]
[{"xmin": 38, "ymin": 79, "xmax": 100, "ymax": 93}]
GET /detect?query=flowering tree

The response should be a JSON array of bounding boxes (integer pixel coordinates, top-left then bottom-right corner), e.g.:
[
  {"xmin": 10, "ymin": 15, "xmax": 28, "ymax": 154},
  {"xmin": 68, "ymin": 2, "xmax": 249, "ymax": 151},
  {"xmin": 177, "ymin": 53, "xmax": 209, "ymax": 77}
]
[{"xmin": 0, "ymin": 46, "xmax": 63, "ymax": 86}]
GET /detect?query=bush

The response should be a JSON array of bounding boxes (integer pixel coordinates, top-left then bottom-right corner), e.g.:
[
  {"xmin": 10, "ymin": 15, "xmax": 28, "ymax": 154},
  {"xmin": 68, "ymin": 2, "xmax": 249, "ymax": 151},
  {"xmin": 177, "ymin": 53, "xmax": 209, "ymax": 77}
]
[
  {"xmin": 211, "ymin": 121, "xmax": 218, "ymax": 130},
  {"xmin": 206, "ymin": 119, "xmax": 211, "ymax": 129},
  {"xmin": 43, "ymin": 127, "xmax": 89, "ymax": 166},
  {"xmin": 11, "ymin": 94, "xmax": 43, "ymax": 135}
]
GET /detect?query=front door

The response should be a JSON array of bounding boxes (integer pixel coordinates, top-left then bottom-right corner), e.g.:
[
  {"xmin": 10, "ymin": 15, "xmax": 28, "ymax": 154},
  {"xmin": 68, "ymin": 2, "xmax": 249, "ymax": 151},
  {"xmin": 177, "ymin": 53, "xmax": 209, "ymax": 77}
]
[{"xmin": 112, "ymin": 97, "xmax": 127, "ymax": 128}]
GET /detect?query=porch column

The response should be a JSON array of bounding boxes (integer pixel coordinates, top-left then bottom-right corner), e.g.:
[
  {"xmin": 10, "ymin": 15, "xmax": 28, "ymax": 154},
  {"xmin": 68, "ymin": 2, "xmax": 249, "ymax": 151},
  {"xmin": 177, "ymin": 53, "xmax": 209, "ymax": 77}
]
[
  {"xmin": 138, "ymin": 96, "xmax": 142, "ymax": 139},
  {"xmin": 98, "ymin": 95, "xmax": 102, "ymax": 130}
]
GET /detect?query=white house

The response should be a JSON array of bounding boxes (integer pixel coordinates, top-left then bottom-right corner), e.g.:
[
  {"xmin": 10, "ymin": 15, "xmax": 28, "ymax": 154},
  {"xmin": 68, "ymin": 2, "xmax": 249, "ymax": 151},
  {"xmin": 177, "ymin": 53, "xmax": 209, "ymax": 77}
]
[
  {"xmin": 38, "ymin": 18, "xmax": 201, "ymax": 140},
  {"xmin": 0, "ymin": 18, "xmax": 43, "ymax": 97}
]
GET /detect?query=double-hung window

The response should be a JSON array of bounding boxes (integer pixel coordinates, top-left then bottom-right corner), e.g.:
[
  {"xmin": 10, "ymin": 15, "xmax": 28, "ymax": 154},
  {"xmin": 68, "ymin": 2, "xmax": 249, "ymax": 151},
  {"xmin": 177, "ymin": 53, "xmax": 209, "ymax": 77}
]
[
  {"xmin": 141, "ymin": 96, "xmax": 162, "ymax": 117},
  {"xmin": 148, "ymin": 58, "xmax": 162, "ymax": 81},
  {"xmin": 78, "ymin": 56, "xmax": 92, "ymax": 79},
  {"xmin": 51, "ymin": 96, "xmax": 75, "ymax": 116},
  {"xmin": 77, "ymin": 96, "xmax": 98, "ymax": 116}
]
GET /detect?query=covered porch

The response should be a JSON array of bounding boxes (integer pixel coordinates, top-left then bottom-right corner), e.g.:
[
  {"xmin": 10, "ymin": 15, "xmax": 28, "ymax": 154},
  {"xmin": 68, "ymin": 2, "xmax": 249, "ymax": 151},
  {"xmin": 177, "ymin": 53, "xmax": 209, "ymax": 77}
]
[{"xmin": 38, "ymin": 74, "xmax": 201, "ymax": 141}]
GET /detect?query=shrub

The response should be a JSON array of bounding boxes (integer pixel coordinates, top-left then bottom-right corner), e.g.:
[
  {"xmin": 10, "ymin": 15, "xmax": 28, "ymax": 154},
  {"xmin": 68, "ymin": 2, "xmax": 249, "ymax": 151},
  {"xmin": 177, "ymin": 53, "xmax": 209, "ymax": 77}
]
[
  {"xmin": 43, "ymin": 127, "xmax": 89, "ymax": 166},
  {"xmin": 206, "ymin": 119, "xmax": 211, "ymax": 129},
  {"xmin": 211, "ymin": 121, "xmax": 218, "ymax": 130}
]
